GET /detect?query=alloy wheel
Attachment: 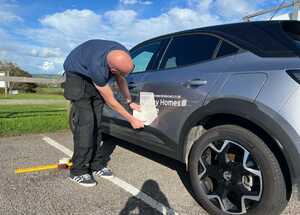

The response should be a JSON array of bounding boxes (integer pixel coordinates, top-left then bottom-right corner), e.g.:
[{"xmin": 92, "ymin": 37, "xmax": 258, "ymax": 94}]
[{"xmin": 197, "ymin": 140, "xmax": 263, "ymax": 214}]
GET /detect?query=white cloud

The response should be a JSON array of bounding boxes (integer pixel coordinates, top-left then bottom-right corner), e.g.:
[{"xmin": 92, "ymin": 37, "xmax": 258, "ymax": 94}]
[
  {"xmin": 40, "ymin": 9, "xmax": 103, "ymax": 35},
  {"xmin": 29, "ymin": 47, "xmax": 62, "ymax": 58},
  {"xmin": 120, "ymin": 0, "xmax": 152, "ymax": 5},
  {"xmin": 11, "ymin": 5, "xmax": 212, "ymax": 73},
  {"xmin": 41, "ymin": 61, "xmax": 54, "ymax": 71},
  {"xmin": 0, "ymin": 0, "xmax": 278, "ymax": 74},
  {"xmin": 0, "ymin": 0, "xmax": 22, "ymax": 24},
  {"xmin": 104, "ymin": 10, "xmax": 137, "ymax": 28},
  {"xmin": 0, "ymin": 26, "xmax": 64, "ymax": 74},
  {"xmin": 190, "ymin": 0, "xmax": 270, "ymax": 21},
  {"xmin": 0, "ymin": 31, "xmax": 62, "ymax": 58},
  {"xmin": 0, "ymin": 1, "xmax": 223, "ymax": 74},
  {"xmin": 0, "ymin": 10, "xmax": 22, "ymax": 23},
  {"xmin": 23, "ymin": 5, "xmax": 221, "ymax": 53},
  {"xmin": 120, "ymin": 0, "xmax": 138, "ymax": 4},
  {"xmin": 214, "ymin": 0, "xmax": 256, "ymax": 19},
  {"xmin": 140, "ymin": 1, "xmax": 152, "ymax": 5},
  {"xmin": 0, "ymin": 50, "xmax": 6, "ymax": 58}
]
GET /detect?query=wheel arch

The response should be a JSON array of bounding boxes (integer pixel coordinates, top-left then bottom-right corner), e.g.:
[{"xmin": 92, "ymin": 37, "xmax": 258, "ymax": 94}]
[{"xmin": 180, "ymin": 98, "xmax": 296, "ymax": 200}]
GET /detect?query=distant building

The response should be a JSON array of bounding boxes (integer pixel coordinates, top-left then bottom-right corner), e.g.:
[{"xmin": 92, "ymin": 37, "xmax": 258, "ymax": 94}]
[{"xmin": 0, "ymin": 72, "xmax": 5, "ymax": 88}]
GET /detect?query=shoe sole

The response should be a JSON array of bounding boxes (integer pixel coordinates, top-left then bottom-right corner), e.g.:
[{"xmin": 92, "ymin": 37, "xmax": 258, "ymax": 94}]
[{"xmin": 69, "ymin": 177, "xmax": 97, "ymax": 187}]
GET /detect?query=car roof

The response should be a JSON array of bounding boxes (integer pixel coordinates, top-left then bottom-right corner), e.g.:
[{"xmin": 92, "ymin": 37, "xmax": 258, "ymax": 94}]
[{"xmin": 136, "ymin": 20, "xmax": 300, "ymax": 58}]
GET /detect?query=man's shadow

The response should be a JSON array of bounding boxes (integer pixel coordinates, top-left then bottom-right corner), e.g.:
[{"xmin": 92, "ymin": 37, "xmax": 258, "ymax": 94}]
[
  {"xmin": 103, "ymin": 136, "xmax": 197, "ymax": 214},
  {"xmin": 119, "ymin": 179, "xmax": 175, "ymax": 215},
  {"xmin": 104, "ymin": 136, "xmax": 195, "ymax": 200}
]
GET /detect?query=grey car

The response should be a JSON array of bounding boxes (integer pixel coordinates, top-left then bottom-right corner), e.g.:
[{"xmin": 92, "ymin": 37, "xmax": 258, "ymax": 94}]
[{"xmin": 70, "ymin": 20, "xmax": 300, "ymax": 215}]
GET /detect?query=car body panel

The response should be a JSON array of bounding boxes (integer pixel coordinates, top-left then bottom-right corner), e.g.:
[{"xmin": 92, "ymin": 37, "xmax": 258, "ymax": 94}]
[
  {"xmin": 216, "ymin": 72, "xmax": 268, "ymax": 102},
  {"xmin": 279, "ymin": 86, "xmax": 300, "ymax": 147},
  {"xmin": 179, "ymin": 97, "xmax": 300, "ymax": 184},
  {"xmin": 101, "ymin": 21, "xmax": 300, "ymax": 186},
  {"xmin": 139, "ymin": 56, "xmax": 234, "ymax": 144}
]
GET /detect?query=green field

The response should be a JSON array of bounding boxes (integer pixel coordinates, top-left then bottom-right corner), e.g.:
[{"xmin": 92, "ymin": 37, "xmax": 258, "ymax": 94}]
[
  {"xmin": 0, "ymin": 93, "xmax": 64, "ymax": 100},
  {"xmin": 0, "ymin": 104, "xmax": 70, "ymax": 136},
  {"xmin": 0, "ymin": 86, "xmax": 64, "ymax": 100}
]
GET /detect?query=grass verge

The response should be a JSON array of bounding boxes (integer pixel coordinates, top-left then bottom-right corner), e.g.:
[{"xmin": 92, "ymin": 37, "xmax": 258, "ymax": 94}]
[
  {"xmin": 0, "ymin": 93, "xmax": 64, "ymax": 100},
  {"xmin": 0, "ymin": 104, "xmax": 69, "ymax": 136}
]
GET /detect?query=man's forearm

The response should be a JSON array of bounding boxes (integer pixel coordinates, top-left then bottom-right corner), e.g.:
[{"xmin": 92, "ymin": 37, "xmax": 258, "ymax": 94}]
[
  {"xmin": 104, "ymin": 96, "xmax": 134, "ymax": 122},
  {"xmin": 116, "ymin": 75, "xmax": 131, "ymax": 102},
  {"xmin": 94, "ymin": 84, "xmax": 133, "ymax": 122}
]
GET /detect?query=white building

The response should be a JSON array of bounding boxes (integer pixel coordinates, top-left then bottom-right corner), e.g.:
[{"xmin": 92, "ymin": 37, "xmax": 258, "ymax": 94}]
[{"xmin": 0, "ymin": 72, "xmax": 5, "ymax": 88}]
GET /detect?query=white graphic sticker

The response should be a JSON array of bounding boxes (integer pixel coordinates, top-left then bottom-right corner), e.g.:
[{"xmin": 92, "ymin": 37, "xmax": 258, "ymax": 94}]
[{"xmin": 133, "ymin": 92, "xmax": 158, "ymax": 126}]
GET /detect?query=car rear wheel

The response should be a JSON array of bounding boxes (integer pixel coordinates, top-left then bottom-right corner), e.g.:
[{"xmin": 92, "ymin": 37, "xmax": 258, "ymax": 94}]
[{"xmin": 189, "ymin": 125, "xmax": 287, "ymax": 215}]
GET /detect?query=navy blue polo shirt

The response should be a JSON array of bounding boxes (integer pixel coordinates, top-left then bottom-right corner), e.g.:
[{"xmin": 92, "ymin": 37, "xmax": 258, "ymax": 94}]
[{"xmin": 63, "ymin": 39, "xmax": 128, "ymax": 86}]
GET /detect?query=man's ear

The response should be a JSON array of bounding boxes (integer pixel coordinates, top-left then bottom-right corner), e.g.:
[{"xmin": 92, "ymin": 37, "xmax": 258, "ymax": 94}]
[{"xmin": 109, "ymin": 68, "xmax": 116, "ymax": 75}]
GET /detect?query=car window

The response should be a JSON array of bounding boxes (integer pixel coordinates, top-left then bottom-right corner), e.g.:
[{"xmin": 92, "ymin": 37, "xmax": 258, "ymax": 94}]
[
  {"xmin": 160, "ymin": 34, "xmax": 220, "ymax": 69},
  {"xmin": 216, "ymin": 41, "xmax": 239, "ymax": 58},
  {"xmin": 130, "ymin": 42, "xmax": 161, "ymax": 73}
]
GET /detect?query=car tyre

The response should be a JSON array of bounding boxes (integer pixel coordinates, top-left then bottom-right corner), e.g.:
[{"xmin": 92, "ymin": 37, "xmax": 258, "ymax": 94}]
[{"xmin": 189, "ymin": 125, "xmax": 287, "ymax": 215}]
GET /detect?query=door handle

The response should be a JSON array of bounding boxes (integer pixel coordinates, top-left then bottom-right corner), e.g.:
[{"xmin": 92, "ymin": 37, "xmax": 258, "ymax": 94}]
[{"xmin": 185, "ymin": 79, "xmax": 208, "ymax": 87}]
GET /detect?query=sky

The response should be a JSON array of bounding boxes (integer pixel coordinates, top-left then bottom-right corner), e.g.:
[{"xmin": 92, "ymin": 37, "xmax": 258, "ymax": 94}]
[{"xmin": 0, "ymin": 0, "xmax": 292, "ymax": 74}]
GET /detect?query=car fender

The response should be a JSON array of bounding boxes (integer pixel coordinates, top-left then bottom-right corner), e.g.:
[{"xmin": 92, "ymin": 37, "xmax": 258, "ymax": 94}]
[{"xmin": 179, "ymin": 98, "xmax": 300, "ymax": 184}]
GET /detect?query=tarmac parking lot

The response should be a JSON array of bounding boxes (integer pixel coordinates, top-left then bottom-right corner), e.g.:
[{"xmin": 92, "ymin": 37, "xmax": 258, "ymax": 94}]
[{"xmin": 0, "ymin": 131, "xmax": 299, "ymax": 215}]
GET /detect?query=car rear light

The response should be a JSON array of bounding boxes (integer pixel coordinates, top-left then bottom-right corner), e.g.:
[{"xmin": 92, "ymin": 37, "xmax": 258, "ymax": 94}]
[{"xmin": 287, "ymin": 70, "xmax": 300, "ymax": 84}]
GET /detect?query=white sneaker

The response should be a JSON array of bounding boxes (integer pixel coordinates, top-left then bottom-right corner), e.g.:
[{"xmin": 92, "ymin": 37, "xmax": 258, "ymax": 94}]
[
  {"xmin": 69, "ymin": 174, "xmax": 97, "ymax": 187},
  {"xmin": 93, "ymin": 167, "xmax": 113, "ymax": 178}
]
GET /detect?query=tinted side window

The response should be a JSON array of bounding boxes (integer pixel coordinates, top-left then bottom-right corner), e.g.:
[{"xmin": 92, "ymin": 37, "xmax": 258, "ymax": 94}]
[
  {"xmin": 279, "ymin": 22, "xmax": 300, "ymax": 54},
  {"xmin": 217, "ymin": 41, "xmax": 239, "ymax": 58},
  {"xmin": 160, "ymin": 34, "xmax": 219, "ymax": 69},
  {"xmin": 130, "ymin": 42, "xmax": 161, "ymax": 73}
]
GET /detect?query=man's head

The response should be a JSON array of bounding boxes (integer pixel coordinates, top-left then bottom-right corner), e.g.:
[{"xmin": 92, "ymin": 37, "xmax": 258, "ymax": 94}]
[{"xmin": 106, "ymin": 50, "xmax": 134, "ymax": 77}]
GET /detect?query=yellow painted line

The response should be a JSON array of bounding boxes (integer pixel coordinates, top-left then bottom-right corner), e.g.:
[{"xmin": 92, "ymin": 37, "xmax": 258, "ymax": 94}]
[
  {"xmin": 43, "ymin": 136, "xmax": 178, "ymax": 215},
  {"xmin": 15, "ymin": 162, "xmax": 72, "ymax": 174},
  {"xmin": 15, "ymin": 164, "xmax": 59, "ymax": 174}
]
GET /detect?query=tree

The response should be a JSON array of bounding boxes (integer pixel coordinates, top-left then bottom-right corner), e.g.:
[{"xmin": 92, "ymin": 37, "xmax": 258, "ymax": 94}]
[{"xmin": 0, "ymin": 61, "xmax": 37, "ymax": 93}]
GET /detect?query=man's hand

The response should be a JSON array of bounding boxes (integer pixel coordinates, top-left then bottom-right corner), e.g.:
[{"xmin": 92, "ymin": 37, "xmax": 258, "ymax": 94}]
[
  {"xmin": 94, "ymin": 84, "xmax": 144, "ymax": 130},
  {"xmin": 129, "ymin": 102, "xmax": 141, "ymax": 112},
  {"xmin": 129, "ymin": 117, "xmax": 144, "ymax": 129}
]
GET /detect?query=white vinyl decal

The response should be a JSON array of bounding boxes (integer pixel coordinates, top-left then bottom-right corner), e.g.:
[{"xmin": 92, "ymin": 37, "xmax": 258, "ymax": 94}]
[
  {"xmin": 156, "ymin": 99, "xmax": 187, "ymax": 107},
  {"xmin": 154, "ymin": 94, "xmax": 187, "ymax": 107},
  {"xmin": 133, "ymin": 92, "xmax": 158, "ymax": 126},
  {"xmin": 134, "ymin": 92, "xmax": 188, "ymax": 125}
]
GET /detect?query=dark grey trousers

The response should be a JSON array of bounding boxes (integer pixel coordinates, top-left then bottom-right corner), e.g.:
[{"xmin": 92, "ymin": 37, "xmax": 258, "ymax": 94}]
[{"xmin": 64, "ymin": 72, "xmax": 116, "ymax": 176}]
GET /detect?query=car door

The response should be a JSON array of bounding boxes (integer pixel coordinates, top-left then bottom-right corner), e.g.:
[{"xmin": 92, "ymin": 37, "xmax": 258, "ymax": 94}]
[
  {"xmin": 139, "ymin": 33, "xmax": 237, "ymax": 156},
  {"xmin": 102, "ymin": 39, "xmax": 168, "ymax": 138}
]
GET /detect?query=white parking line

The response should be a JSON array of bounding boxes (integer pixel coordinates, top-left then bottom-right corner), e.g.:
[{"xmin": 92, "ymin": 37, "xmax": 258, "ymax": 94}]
[
  {"xmin": 42, "ymin": 136, "xmax": 73, "ymax": 157},
  {"xmin": 42, "ymin": 136, "xmax": 178, "ymax": 215}
]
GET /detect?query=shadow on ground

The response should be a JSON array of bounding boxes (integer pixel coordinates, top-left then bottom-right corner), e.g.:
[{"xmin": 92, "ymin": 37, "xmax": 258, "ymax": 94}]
[
  {"xmin": 104, "ymin": 136, "xmax": 198, "ymax": 204},
  {"xmin": 119, "ymin": 179, "xmax": 175, "ymax": 215}
]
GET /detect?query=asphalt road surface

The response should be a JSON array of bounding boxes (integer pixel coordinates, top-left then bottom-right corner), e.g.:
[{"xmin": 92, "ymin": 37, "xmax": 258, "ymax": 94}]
[{"xmin": 0, "ymin": 131, "xmax": 299, "ymax": 215}]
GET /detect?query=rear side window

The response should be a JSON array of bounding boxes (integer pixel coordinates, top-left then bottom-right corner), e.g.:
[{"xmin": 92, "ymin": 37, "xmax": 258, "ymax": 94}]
[
  {"xmin": 282, "ymin": 22, "xmax": 300, "ymax": 50},
  {"xmin": 210, "ymin": 21, "xmax": 300, "ymax": 57},
  {"xmin": 290, "ymin": 35, "xmax": 300, "ymax": 48},
  {"xmin": 216, "ymin": 41, "xmax": 239, "ymax": 58},
  {"xmin": 160, "ymin": 34, "xmax": 220, "ymax": 69}
]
